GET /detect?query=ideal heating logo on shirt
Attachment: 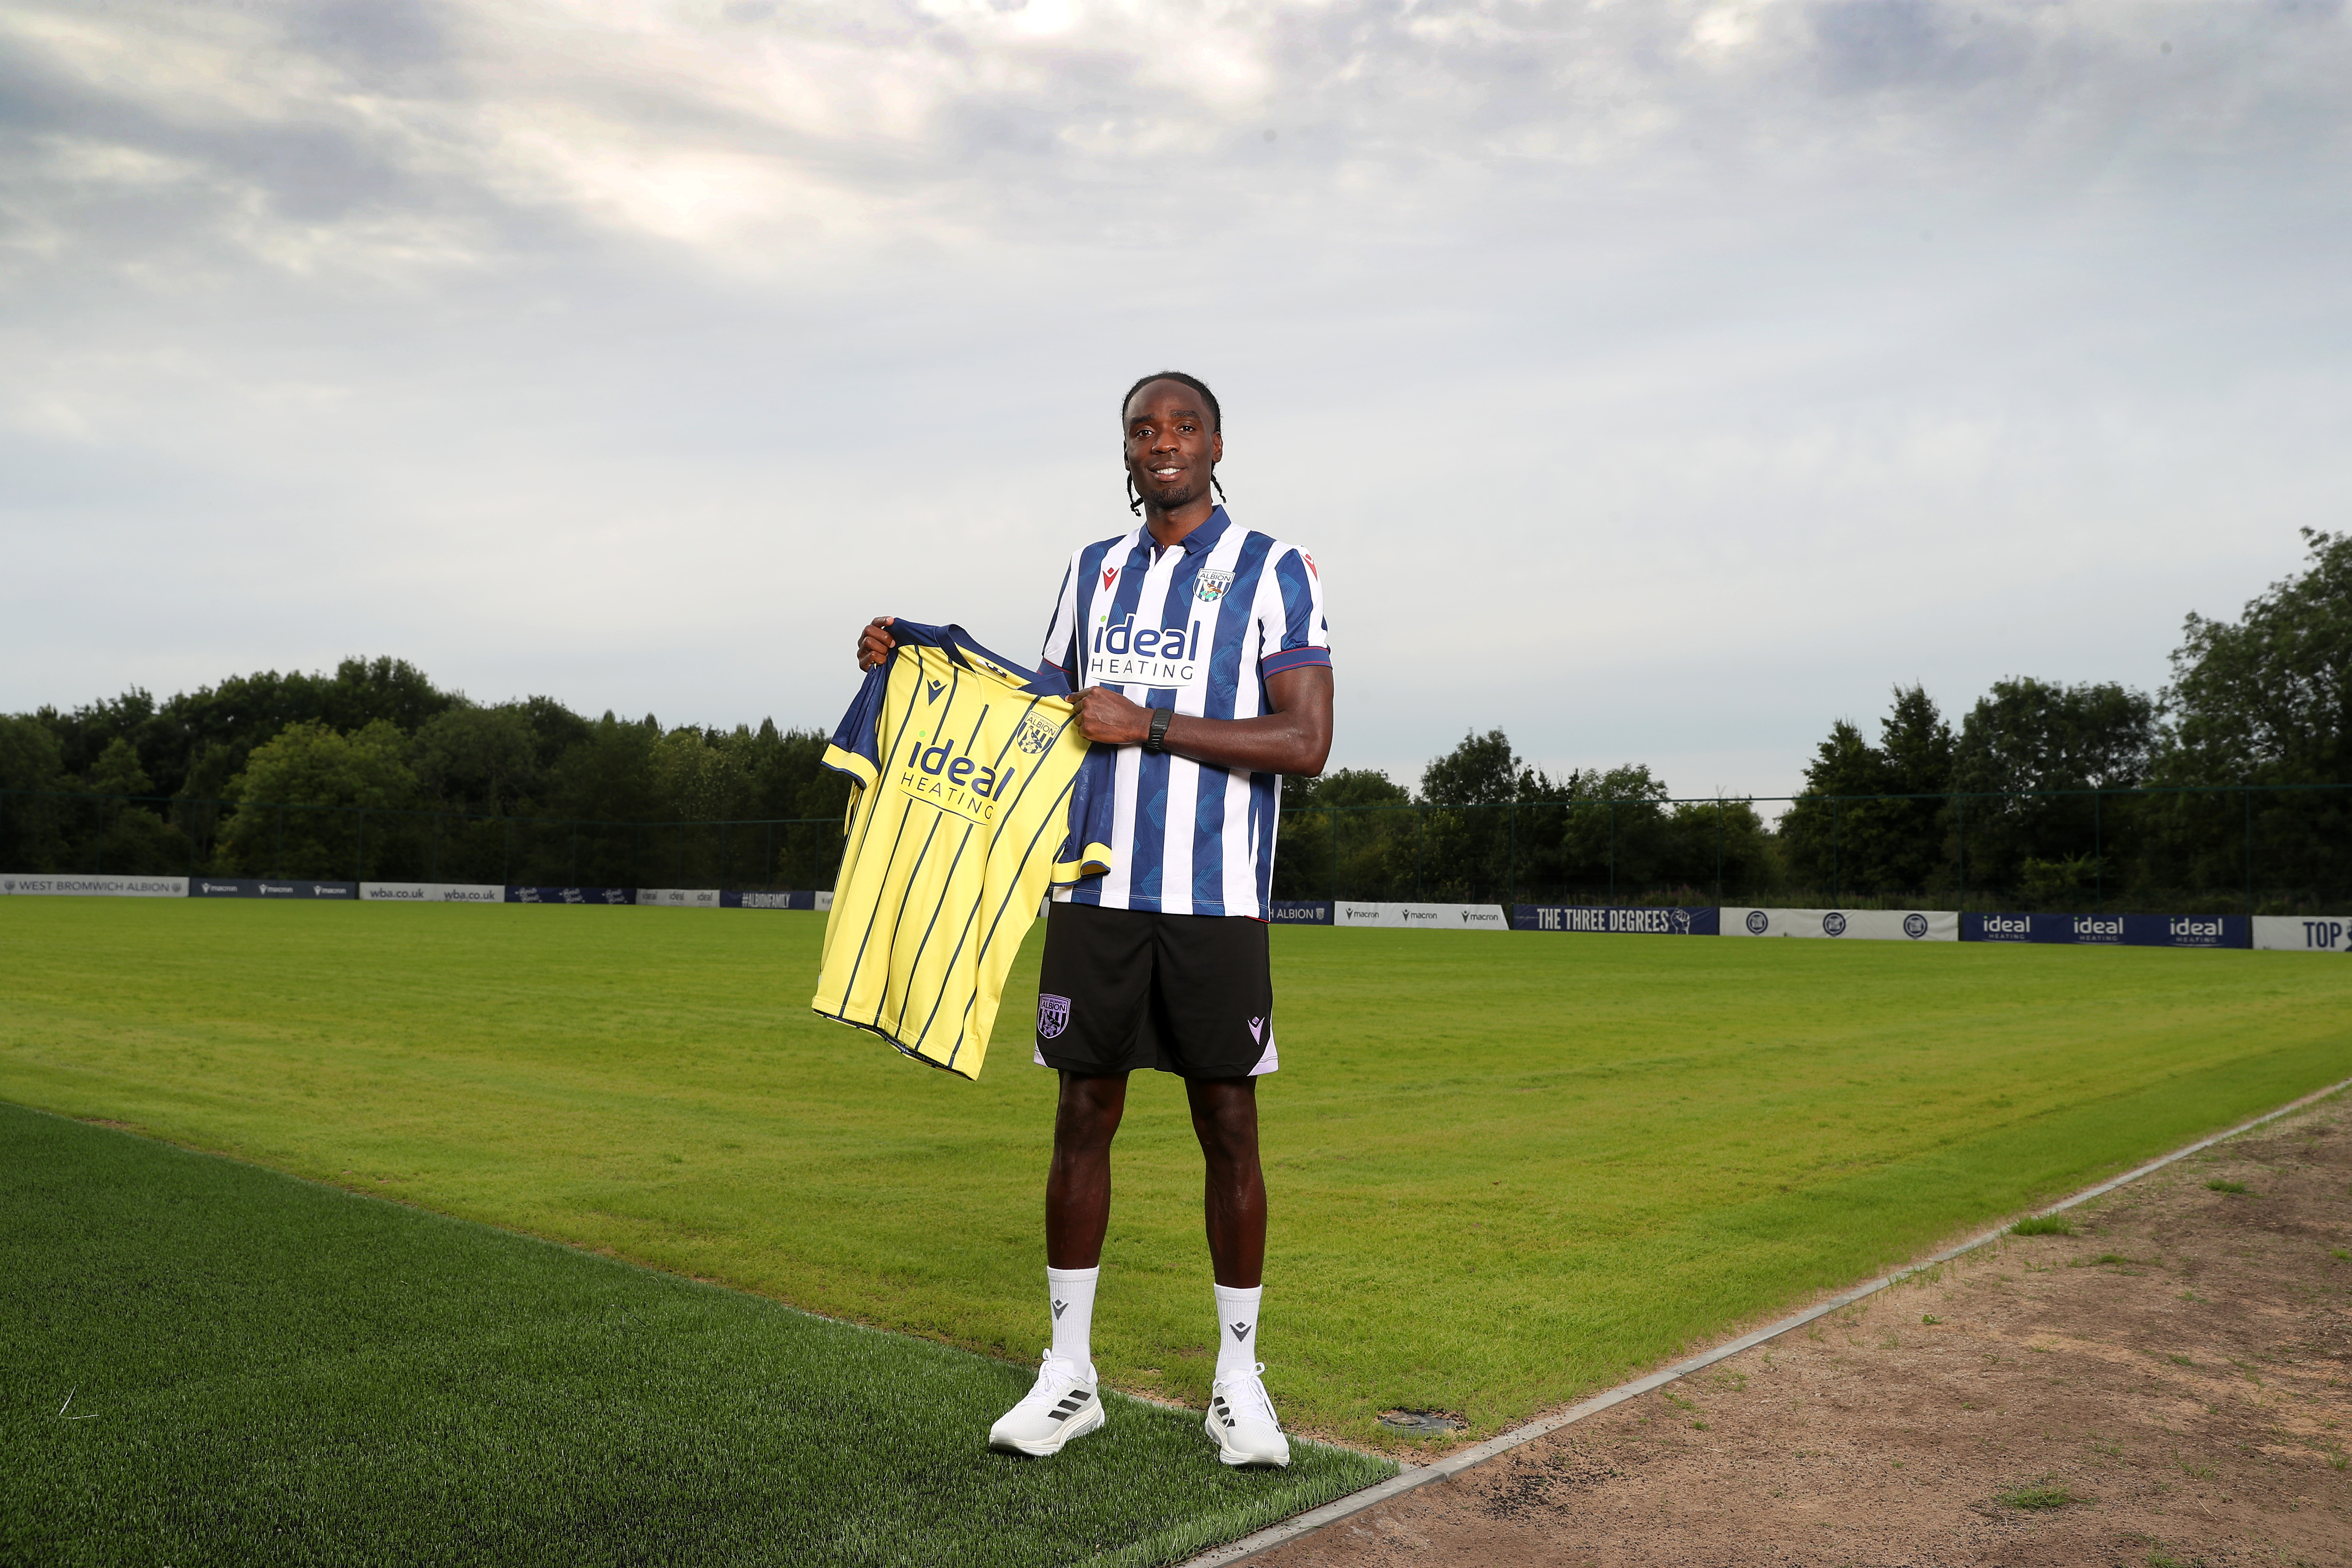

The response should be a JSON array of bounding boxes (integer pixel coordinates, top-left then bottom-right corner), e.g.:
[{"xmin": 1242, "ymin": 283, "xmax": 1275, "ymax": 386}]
[
  {"xmin": 1090, "ymin": 614, "xmax": 1208, "ymax": 688},
  {"xmin": 897, "ymin": 725, "xmax": 1016, "ymax": 827}
]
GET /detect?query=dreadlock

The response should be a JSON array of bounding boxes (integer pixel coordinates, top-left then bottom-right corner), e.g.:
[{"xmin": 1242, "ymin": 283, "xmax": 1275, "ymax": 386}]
[{"xmin": 1121, "ymin": 370, "xmax": 1227, "ymax": 515}]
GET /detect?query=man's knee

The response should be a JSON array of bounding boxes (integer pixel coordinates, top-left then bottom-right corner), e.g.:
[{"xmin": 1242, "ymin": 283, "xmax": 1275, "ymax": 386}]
[
  {"xmin": 1188, "ymin": 1079, "xmax": 1260, "ymax": 1161},
  {"xmin": 1054, "ymin": 1073, "xmax": 1127, "ymax": 1152}
]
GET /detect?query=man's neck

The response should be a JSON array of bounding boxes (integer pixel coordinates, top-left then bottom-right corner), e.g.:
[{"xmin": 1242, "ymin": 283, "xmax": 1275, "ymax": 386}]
[{"xmin": 1143, "ymin": 499, "xmax": 1217, "ymax": 554}]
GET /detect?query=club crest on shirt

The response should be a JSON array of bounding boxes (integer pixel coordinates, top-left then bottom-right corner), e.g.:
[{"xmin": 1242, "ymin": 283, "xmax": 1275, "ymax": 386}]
[
  {"xmin": 1038, "ymin": 993, "xmax": 1071, "ymax": 1040},
  {"xmin": 925, "ymin": 679, "xmax": 946, "ymax": 703},
  {"xmin": 1194, "ymin": 569, "xmax": 1234, "ymax": 603},
  {"xmin": 1014, "ymin": 712, "xmax": 1059, "ymax": 756}
]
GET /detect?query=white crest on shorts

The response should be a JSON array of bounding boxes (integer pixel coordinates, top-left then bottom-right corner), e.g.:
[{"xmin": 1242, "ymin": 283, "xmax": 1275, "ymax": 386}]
[{"xmin": 1039, "ymin": 993, "xmax": 1072, "ymax": 1040}]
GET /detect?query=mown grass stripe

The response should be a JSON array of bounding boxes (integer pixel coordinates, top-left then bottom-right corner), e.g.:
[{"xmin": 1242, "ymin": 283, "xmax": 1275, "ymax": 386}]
[{"xmin": 0, "ymin": 1104, "xmax": 1390, "ymax": 1567}]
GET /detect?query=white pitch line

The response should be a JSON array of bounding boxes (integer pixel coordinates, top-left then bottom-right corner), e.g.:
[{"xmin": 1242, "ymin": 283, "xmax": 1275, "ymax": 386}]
[{"xmin": 1179, "ymin": 1074, "xmax": 2352, "ymax": 1568}]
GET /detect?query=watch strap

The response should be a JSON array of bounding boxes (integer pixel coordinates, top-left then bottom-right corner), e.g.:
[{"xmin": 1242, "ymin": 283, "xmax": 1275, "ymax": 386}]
[{"xmin": 1146, "ymin": 706, "xmax": 1173, "ymax": 754}]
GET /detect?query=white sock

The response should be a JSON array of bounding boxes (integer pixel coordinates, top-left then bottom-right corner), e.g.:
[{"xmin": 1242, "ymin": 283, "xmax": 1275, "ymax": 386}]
[
  {"xmin": 1047, "ymin": 1266, "xmax": 1098, "ymax": 1375},
  {"xmin": 1214, "ymin": 1283, "xmax": 1263, "ymax": 1381}
]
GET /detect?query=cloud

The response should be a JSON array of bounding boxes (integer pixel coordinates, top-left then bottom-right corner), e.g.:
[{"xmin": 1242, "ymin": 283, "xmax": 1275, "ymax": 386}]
[{"xmin": 3, "ymin": 0, "xmax": 2349, "ymax": 797}]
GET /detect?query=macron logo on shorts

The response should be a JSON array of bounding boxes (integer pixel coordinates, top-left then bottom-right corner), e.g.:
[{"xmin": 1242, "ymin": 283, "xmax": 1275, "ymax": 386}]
[{"xmin": 1038, "ymin": 994, "xmax": 1071, "ymax": 1040}]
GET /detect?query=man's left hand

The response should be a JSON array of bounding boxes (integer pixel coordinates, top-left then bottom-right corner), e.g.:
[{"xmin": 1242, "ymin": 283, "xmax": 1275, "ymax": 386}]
[{"xmin": 1070, "ymin": 685, "xmax": 1152, "ymax": 746}]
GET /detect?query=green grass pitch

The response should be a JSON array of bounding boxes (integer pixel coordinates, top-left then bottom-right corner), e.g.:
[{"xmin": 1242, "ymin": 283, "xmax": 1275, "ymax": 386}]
[
  {"xmin": 4, "ymin": 899, "xmax": 2348, "ymax": 1472},
  {"xmin": 1, "ymin": 1103, "xmax": 1390, "ymax": 1567}
]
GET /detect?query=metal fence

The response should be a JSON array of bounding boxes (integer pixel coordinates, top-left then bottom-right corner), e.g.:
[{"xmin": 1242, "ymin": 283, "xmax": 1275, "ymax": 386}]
[{"xmin": 5, "ymin": 780, "xmax": 2346, "ymax": 914}]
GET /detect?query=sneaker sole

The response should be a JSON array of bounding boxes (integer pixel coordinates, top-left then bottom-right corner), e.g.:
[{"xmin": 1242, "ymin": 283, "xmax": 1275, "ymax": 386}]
[
  {"xmin": 989, "ymin": 1399, "xmax": 1104, "ymax": 1458},
  {"xmin": 1202, "ymin": 1409, "xmax": 1291, "ymax": 1469}
]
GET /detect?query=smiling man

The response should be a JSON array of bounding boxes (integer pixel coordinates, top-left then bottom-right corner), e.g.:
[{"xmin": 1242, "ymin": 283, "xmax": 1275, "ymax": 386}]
[{"xmin": 855, "ymin": 371, "xmax": 1333, "ymax": 1467}]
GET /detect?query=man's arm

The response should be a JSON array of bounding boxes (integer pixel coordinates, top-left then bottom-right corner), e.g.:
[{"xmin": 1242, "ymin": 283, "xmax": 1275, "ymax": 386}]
[{"xmin": 1069, "ymin": 668, "xmax": 1332, "ymax": 778}]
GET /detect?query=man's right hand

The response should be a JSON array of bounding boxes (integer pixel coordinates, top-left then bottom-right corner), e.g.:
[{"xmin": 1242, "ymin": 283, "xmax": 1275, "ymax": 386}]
[{"xmin": 857, "ymin": 616, "xmax": 897, "ymax": 672}]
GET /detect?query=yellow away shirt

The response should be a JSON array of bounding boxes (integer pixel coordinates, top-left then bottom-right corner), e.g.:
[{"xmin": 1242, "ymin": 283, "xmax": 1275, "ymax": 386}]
[{"xmin": 812, "ymin": 622, "xmax": 1111, "ymax": 1079}]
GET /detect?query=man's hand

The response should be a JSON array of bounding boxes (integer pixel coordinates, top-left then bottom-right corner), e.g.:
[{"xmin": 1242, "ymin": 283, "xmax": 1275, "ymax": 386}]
[
  {"xmin": 856, "ymin": 616, "xmax": 897, "ymax": 672},
  {"xmin": 1069, "ymin": 684, "xmax": 1152, "ymax": 746}
]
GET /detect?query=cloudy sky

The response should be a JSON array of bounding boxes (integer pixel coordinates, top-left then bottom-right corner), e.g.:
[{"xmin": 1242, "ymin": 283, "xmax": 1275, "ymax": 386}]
[{"xmin": 4, "ymin": 0, "xmax": 2346, "ymax": 800}]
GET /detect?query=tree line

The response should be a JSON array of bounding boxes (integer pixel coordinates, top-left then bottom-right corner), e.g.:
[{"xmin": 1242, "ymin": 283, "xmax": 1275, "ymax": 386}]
[
  {"xmin": 0, "ymin": 661, "xmax": 853, "ymax": 885},
  {"xmin": 1, "ymin": 531, "xmax": 2344, "ymax": 906}
]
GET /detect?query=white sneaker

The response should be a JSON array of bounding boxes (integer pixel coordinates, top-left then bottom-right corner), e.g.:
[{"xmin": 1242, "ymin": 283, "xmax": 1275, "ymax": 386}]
[
  {"xmin": 988, "ymin": 1350, "xmax": 1105, "ymax": 1457},
  {"xmin": 1204, "ymin": 1362, "xmax": 1291, "ymax": 1468}
]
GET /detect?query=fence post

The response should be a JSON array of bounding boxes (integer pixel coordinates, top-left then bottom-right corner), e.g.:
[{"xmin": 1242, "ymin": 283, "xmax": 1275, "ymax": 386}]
[
  {"xmin": 765, "ymin": 822, "xmax": 774, "ymax": 891},
  {"xmin": 94, "ymin": 795, "xmax": 105, "ymax": 875},
  {"xmin": 720, "ymin": 821, "xmax": 728, "ymax": 892},
  {"xmin": 1508, "ymin": 799, "xmax": 1517, "ymax": 909},
  {"xmin": 356, "ymin": 808, "xmax": 366, "ymax": 882},
  {"xmin": 1329, "ymin": 807, "xmax": 1338, "ymax": 904},
  {"xmin": 2093, "ymin": 790, "xmax": 2102, "ymax": 914},
  {"xmin": 276, "ymin": 806, "xmax": 286, "ymax": 879},
  {"xmin": 1608, "ymin": 799, "xmax": 1617, "ymax": 905},
  {"xmin": 503, "ymin": 818, "xmax": 514, "ymax": 886},
  {"xmin": 1955, "ymin": 793, "xmax": 1965, "ymax": 914},
  {"xmin": 2244, "ymin": 787, "xmax": 2254, "ymax": 913},
  {"xmin": 431, "ymin": 812, "xmax": 441, "ymax": 881},
  {"xmin": 1415, "ymin": 807, "xmax": 1425, "ymax": 901},
  {"xmin": 1831, "ymin": 797, "xmax": 1840, "ymax": 907},
  {"xmin": 1715, "ymin": 796, "xmax": 1724, "ymax": 906},
  {"xmin": 570, "ymin": 821, "xmax": 580, "ymax": 887}
]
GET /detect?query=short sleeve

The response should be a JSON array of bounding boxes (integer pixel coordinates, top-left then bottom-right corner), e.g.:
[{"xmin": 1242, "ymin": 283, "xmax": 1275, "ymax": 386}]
[
  {"xmin": 1259, "ymin": 545, "xmax": 1331, "ymax": 677},
  {"xmin": 1035, "ymin": 555, "xmax": 1081, "ymax": 697},
  {"xmin": 821, "ymin": 663, "xmax": 890, "ymax": 790}
]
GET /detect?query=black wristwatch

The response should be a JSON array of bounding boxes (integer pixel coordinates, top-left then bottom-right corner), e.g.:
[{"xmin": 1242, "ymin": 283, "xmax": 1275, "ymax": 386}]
[{"xmin": 1145, "ymin": 706, "xmax": 1173, "ymax": 754}]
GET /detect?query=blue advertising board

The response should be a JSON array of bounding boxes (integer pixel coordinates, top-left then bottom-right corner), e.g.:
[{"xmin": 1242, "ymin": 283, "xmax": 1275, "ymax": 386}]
[
  {"xmin": 1963, "ymin": 912, "xmax": 2248, "ymax": 948},
  {"xmin": 190, "ymin": 878, "xmax": 357, "ymax": 899},
  {"xmin": 723, "ymin": 890, "xmax": 823, "ymax": 910},
  {"xmin": 1267, "ymin": 900, "xmax": 1333, "ymax": 926},
  {"xmin": 505, "ymin": 886, "xmax": 636, "ymax": 905},
  {"xmin": 1513, "ymin": 905, "xmax": 1720, "ymax": 935}
]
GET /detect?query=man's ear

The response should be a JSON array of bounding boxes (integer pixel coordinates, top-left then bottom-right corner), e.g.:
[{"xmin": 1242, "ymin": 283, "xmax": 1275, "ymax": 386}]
[{"xmin": 1211, "ymin": 430, "xmax": 1224, "ymax": 463}]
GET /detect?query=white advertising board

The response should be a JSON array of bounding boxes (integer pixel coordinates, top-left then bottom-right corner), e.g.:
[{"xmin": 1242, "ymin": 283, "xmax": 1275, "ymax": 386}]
[
  {"xmin": 2252, "ymin": 916, "xmax": 2352, "ymax": 953},
  {"xmin": 1722, "ymin": 908, "xmax": 1957, "ymax": 941},
  {"xmin": 0, "ymin": 873, "xmax": 188, "ymax": 897},
  {"xmin": 360, "ymin": 882, "xmax": 505, "ymax": 903},
  {"xmin": 1335, "ymin": 901, "xmax": 1508, "ymax": 931},
  {"xmin": 637, "ymin": 888, "xmax": 721, "ymax": 909}
]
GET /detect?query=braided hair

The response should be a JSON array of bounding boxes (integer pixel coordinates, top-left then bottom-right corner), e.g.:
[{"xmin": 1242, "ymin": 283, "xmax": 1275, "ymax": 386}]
[{"xmin": 1121, "ymin": 370, "xmax": 1227, "ymax": 515}]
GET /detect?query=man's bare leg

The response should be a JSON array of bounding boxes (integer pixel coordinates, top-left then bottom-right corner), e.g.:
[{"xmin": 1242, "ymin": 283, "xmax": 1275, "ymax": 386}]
[
  {"xmin": 1046, "ymin": 1070, "xmax": 1128, "ymax": 1268},
  {"xmin": 1185, "ymin": 1076, "xmax": 1265, "ymax": 1286}
]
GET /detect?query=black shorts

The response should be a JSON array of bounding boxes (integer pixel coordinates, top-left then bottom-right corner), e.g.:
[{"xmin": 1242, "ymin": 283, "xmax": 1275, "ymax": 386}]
[{"xmin": 1032, "ymin": 901, "xmax": 1278, "ymax": 1079}]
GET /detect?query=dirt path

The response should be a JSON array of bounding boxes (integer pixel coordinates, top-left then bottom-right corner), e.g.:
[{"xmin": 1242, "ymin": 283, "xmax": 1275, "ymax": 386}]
[{"xmin": 1258, "ymin": 1098, "xmax": 2352, "ymax": 1568}]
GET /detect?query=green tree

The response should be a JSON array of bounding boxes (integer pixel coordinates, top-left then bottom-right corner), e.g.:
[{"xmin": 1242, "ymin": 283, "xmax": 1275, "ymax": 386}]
[
  {"xmin": 1276, "ymin": 768, "xmax": 1414, "ymax": 900},
  {"xmin": 83, "ymin": 738, "xmax": 188, "ymax": 873},
  {"xmin": 1421, "ymin": 732, "xmax": 1580, "ymax": 902},
  {"xmin": 1780, "ymin": 686, "xmax": 1956, "ymax": 897},
  {"xmin": 217, "ymin": 720, "xmax": 420, "ymax": 878},
  {"xmin": 412, "ymin": 704, "xmax": 543, "ymax": 814},
  {"xmin": 2147, "ymin": 529, "xmax": 2352, "ymax": 906},
  {"xmin": 2157, "ymin": 529, "xmax": 2351, "ymax": 786},
  {"xmin": 0, "ymin": 715, "xmax": 71, "ymax": 870},
  {"xmin": 1555, "ymin": 764, "xmax": 1672, "ymax": 900},
  {"xmin": 1950, "ymin": 677, "xmax": 2155, "ymax": 903},
  {"xmin": 1659, "ymin": 798, "xmax": 1774, "ymax": 902}
]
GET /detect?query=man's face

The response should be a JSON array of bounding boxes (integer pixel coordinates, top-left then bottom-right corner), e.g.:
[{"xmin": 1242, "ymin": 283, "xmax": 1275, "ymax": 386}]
[{"xmin": 1123, "ymin": 380, "xmax": 1223, "ymax": 514}]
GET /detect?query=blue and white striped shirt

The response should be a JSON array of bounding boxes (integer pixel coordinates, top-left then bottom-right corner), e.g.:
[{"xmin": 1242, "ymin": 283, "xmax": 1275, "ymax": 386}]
[{"xmin": 1037, "ymin": 507, "xmax": 1331, "ymax": 920}]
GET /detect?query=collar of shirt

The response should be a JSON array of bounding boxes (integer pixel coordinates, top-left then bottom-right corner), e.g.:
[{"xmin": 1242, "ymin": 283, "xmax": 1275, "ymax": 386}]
[{"xmin": 1138, "ymin": 504, "xmax": 1231, "ymax": 561}]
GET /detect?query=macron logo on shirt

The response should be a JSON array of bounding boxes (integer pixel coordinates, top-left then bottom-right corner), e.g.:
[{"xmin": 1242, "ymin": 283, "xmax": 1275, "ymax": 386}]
[{"xmin": 1092, "ymin": 613, "xmax": 1208, "ymax": 688}]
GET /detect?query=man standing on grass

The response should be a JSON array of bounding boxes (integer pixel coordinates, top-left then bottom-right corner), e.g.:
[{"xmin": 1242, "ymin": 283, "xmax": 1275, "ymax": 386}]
[{"xmin": 855, "ymin": 371, "xmax": 1333, "ymax": 1467}]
